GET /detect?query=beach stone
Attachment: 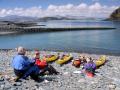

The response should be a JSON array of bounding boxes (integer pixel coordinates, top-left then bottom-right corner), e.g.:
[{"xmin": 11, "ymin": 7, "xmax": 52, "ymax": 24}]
[
  {"xmin": 36, "ymin": 87, "xmax": 45, "ymax": 90},
  {"xmin": 4, "ymin": 85, "xmax": 12, "ymax": 90},
  {"xmin": 107, "ymin": 63, "xmax": 113, "ymax": 67},
  {"xmin": 44, "ymin": 79, "xmax": 49, "ymax": 83},
  {"xmin": 13, "ymin": 82, "xmax": 22, "ymax": 86},
  {"xmin": 108, "ymin": 83, "xmax": 116, "ymax": 89},
  {"xmin": 115, "ymin": 87, "xmax": 120, "ymax": 90},
  {"xmin": 0, "ymin": 84, "xmax": 5, "ymax": 89},
  {"xmin": 0, "ymin": 76, "xmax": 4, "ymax": 81},
  {"xmin": 25, "ymin": 86, "xmax": 29, "ymax": 89},
  {"xmin": 0, "ymin": 81, "xmax": 5, "ymax": 85},
  {"xmin": 63, "ymin": 72, "xmax": 69, "ymax": 75},
  {"xmin": 91, "ymin": 84, "xmax": 98, "ymax": 89},
  {"xmin": 78, "ymin": 78, "xmax": 86, "ymax": 83},
  {"xmin": 10, "ymin": 87, "xmax": 19, "ymax": 90}
]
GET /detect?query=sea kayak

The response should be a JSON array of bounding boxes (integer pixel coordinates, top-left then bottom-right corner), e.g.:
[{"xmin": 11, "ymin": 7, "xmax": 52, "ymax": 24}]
[
  {"xmin": 44, "ymin": 55, "xmax": 58, "ymax": 62},
  {"xmin": 56, "ymin": 55, "xmax": 72, "ymax": 65},
  {"xmin": 95, "ymin": 55, "xmax": 106, "ymax": 67}
]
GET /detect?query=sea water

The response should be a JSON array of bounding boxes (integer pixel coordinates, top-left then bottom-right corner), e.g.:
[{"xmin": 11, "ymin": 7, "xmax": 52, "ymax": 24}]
[{"xmin": 0, "ymin": 20, "xmax": 120, "ymax": 55}]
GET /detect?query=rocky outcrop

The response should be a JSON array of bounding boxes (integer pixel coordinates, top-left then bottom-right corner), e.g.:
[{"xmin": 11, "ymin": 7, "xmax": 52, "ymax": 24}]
[{"xmin": 108, "ymin": 7, "xmax": 120, "ymax": 20}]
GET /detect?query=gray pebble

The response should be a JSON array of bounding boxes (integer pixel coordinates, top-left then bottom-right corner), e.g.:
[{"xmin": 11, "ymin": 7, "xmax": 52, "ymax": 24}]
[
  {"xmin": 13, "ymin": 82, "xmax": 22, "ymax": 86},
  {"xmin": 0, "ymin": 50, "xmax": 120, "ymax": 90},
  {"xmin": 0, "ymin": 77, "xmax": 4, "ymax": 81},
  {"xmin": 0, "ymin": 84, "xmax": 5, "ymax": 89},
  {"xmin": 108, "ymin": 84, "xmax": 116, "ymax": 89}
]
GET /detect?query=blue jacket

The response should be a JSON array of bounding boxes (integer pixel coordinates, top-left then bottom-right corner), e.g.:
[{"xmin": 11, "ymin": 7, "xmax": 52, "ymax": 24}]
[
  {"xmin": 84, "ymin": 62, "xmax": 96, "ymax": 71},
  {"xmin": 12, "ymin": 54, "xmax": 34, "ymax": 70}
]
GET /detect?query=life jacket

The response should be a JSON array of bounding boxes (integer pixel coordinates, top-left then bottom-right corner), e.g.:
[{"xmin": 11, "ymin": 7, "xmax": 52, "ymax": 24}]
[
  {"xmin": 35, "ymin": 59, "xmax": 47, "ymax": 69},
  {"xmin": 72, "ymin": 59, "xmax": 81, "ymax": 68}
]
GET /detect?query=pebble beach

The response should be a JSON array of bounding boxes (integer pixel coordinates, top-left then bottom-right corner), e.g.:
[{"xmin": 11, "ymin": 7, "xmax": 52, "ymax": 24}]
[{"xmin": 0, "ymin": 50, "xmax": 120, "ymax": 90}]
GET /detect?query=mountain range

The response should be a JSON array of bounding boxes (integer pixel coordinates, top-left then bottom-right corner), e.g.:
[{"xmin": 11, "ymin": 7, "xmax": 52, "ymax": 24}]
[
  {"xmin": 0, "ymin": 15, "xmax": 103, "ymax": 22},
  {"xmin": 0, "ymin": 15, "xmax": 38, "ymax": 22}
]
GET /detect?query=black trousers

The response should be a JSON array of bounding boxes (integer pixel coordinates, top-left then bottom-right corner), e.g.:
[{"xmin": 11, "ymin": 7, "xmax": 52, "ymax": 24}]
[
  {"xmin": 14, "ymin": 69, "xmax": 39, "ymax": 80},
  {"xmin": 40, "ymin": 65, "xmax": 59, "ymax": 75},
  {"xmin": 14, "ymin": 69, "xmax": 26, "ymax": 78}
]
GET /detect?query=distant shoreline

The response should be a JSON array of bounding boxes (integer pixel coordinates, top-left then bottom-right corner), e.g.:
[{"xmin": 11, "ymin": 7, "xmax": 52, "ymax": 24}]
[
  {"xmin": 0, "ymin": 31, "xmax": 17, "ymax": 35},
  {"xmin": 0, "ymin": 49, "xmax": 120, "ymax": 56},
  {"xmin": 0, "ymin": 27, "xmax": 116, "ymax": 35}
]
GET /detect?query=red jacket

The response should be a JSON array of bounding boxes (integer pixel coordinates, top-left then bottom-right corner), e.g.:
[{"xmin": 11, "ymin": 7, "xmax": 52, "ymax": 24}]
[{"xmin": 35, "ymin": 59, "xmax": 47, "ymax": 69}]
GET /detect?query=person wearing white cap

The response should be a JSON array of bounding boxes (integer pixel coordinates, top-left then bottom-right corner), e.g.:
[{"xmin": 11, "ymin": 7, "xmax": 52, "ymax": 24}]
[
  {"xmin": 16, "ymin": 46, "xmax": 26, "ymax": 55},
  {"xmin": 12, "ymin": 46, "xmax": 41, "ymax": 82}
]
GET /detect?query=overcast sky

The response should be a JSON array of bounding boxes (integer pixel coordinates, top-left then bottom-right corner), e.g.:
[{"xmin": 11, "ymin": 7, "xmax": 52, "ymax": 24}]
[{"xmin": 0, "ymin": 0, "xmax": 119, "ymax": 18}]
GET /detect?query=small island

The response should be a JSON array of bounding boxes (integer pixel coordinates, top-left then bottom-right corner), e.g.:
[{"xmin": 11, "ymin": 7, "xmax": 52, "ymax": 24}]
[{"xmin": 107, "ymin": 7, "xmax": 120, "ymax": 21}]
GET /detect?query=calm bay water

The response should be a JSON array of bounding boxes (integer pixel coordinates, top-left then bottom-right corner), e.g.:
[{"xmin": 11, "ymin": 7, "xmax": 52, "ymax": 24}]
[{"xmin": 0, "ymin": 20, "xmax": 120, "ymax": 55}]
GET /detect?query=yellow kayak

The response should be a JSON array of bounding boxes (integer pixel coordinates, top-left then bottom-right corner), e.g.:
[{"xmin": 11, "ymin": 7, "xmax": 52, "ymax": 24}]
[
  {"xmin": 56, "ymin": 55, "xmax": 72, "ymax": 65},
  {"xmin": 44, "ymin": 55, "xmax": 58, "ymax": 62},
  {"xmin": 95, "ymin": 55, "xmax": 106, "ymax": 67}
]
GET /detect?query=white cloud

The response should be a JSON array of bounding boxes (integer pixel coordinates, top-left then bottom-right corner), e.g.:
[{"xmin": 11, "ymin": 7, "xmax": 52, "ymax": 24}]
[
  {"xmin": 77, "ymin": 3, "xmax": 87, "ymax": 9},
  {"xmin": 0, "ymin": 3, "xmax": 119, "ymax": 18},
  {"xmin": 92, "ymin": 0, "xmax": 100, "ymax": 1},
  {"xmin": 89, "ymin": 2, "xmax": 102, "ymax": 10}
]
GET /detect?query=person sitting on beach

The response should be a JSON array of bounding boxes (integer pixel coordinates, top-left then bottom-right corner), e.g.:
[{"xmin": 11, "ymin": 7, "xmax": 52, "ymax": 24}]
[
  {"xmin": 72, "ymin": 56, "xmax": 82, "ymax": 68},
  {"xmin": 33, "ymin": 50, "xmax": 59, "ymax": 75},
  {"xmin": 81, "ymin": 56, "xmax": 87, "ymax": 65},
  {"xmin": 83, "ymin": 57, "xmax": 96, "ymax": 76},
  {"xmin": 11, "ymin": 46, "xmax": 41, "ymax": 82},
  {"xmin": 72, "ymin": 58, "xmax": 81, "ymax": 68},
  {"xmin": 59, "ymin": 54, "xmax": 65, "ymax": 59}
]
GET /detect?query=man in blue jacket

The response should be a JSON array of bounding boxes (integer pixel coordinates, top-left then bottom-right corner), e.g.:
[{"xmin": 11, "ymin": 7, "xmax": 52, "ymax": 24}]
[{"xmin": 12, "ymin": 46, "xmax": 41, "ymax": 82}]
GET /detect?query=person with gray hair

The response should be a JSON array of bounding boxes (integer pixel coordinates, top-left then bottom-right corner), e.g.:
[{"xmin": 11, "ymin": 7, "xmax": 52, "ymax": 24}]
[{"xmin": 12, "ymin": 46, "xmax": 41, "ymax": 82}]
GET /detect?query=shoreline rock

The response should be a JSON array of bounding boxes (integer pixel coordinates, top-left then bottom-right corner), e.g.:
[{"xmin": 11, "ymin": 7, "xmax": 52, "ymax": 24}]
[{"xmin": 0, "ymin": 26, "xmax": 116, "ymax": 35}]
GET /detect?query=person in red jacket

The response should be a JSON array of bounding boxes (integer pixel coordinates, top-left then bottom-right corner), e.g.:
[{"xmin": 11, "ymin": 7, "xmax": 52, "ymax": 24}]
[
  {"xmin": 34, "ymin": 50, "xmax": 47, "ymax": 69},
  {"xmin": 34, "ymin": 50, "xmax": 59, "ymax": 75}
]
